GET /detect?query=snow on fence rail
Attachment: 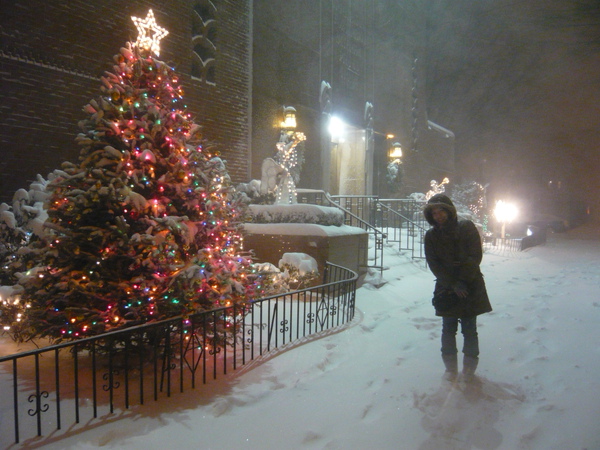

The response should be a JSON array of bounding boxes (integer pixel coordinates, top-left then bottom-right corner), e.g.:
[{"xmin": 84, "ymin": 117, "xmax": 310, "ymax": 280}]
[{"xmin": 0, "ymin": 262, "xmax": 357, "ymax": 446}]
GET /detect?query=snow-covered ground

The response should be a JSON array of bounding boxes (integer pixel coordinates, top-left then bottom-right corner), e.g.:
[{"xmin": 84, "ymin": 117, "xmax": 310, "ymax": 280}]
[{"xmin": 2, "ymin": 223, "xmax": 599, "ymax": 449}]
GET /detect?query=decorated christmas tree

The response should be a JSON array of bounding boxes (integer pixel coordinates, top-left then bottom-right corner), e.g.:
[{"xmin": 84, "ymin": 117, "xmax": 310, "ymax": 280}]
[{"xmin": 0, "ymin": 10, "xmax": 257, "ymax": 342}]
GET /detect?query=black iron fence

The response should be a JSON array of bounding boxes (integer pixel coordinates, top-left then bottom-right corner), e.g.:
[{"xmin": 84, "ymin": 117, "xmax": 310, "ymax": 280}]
[
  {"xmin": 0, "ymin": 262, "xmax": 357, "ymax": 446},
  {"xmin": 483, "ymin": 223, "xmax": 552, "ymax": 253},
  {"xmin": 483, "ymin": 236, "xmax": 523, "ymax": 254}
]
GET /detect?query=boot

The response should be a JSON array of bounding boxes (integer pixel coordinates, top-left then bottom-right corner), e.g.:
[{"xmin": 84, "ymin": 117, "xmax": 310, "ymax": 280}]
[
  {"xmin": 462, "ymin": 323, "xmax": 480, "ymax": 358},
  {"xmin": 442, "ymin": 353, "xmax": 458, "ymax": 381},
  {"xmin": 462, "ymin": 355, "xmax": 479, "ymax": 382}
]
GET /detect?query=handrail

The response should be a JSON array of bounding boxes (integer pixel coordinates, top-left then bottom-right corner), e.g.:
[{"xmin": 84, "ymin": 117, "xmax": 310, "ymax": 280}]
[
  {"xmin": 297, "ymin": 189, "xmax": 387, "ymax": 273},
  {"xmin": 0, "ymin": 262, "xmax": 357, "ymax": 446},
  {"xmin": 374, "ymin": 199, "xmax": 428, "ymax": 260}
]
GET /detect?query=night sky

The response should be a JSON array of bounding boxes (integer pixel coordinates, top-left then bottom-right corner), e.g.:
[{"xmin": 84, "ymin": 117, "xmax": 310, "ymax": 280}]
[{"xmin": 424, "ymin": 0, "xmax": 600, "ymax": 220}]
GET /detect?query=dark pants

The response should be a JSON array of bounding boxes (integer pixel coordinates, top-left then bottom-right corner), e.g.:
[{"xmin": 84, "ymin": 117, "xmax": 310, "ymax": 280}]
[{"xmin": 441, "ymin": 316, "xmax": 479, "ymax": 357}]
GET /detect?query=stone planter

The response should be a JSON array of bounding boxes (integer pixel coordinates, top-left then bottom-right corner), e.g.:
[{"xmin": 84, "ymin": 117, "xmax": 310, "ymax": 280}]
[{"xmin": 243, "ymin": 223, "xmax": 368, "ymax": 282}]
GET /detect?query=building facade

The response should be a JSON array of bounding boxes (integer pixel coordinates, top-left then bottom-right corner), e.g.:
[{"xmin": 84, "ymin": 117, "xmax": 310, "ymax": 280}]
[
  {"xmin": 0, "ymin": 0, "xmax": 456, "ymax": 203},
  {"xmin": 251, "ymin": 0, "xmax": 455, "ymax": 198}
]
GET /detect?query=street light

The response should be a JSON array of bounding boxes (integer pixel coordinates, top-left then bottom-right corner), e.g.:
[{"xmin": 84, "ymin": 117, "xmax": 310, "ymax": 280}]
[{"xmin": 494, "ymin": 200, "xmax": 518, "ymax": 238}]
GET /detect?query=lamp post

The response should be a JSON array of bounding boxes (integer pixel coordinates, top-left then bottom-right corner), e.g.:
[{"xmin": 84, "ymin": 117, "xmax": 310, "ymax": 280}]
[
  {"xmin": 280, "ymin": 106, "xmax": 297, "ymax": 142},
  {"xmin": 494, "ymin": 200, "xmax": 518, "ymax": 239}
]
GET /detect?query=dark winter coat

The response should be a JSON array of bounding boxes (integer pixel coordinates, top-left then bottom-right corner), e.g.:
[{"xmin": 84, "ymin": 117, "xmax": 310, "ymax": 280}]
[{"xmin": 424, "ymin": 194, "xmax": 492, "ymax": 318}]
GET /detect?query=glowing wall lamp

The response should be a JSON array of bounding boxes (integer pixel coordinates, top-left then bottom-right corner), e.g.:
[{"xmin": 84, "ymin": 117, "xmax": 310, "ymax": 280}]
[
  {"xmin": 281, "ymin": 106, "xmax": 297, "ymax": 130},
  {"xmin": 328, "ymin": 116, "xmax": 345, "ymax": 144},
  {"xmin": 389, "ymin": 142, "xmax": 403, "ymax": 160},
  {"xmin": 279, "ymin": 106, "xmax": 298, "ymax": 143}
]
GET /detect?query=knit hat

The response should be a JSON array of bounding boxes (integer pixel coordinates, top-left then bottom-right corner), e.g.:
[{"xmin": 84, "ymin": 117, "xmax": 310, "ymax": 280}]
[{"xmin": 423, "ymin": 194, "xmax": 457, "ymax": 226}]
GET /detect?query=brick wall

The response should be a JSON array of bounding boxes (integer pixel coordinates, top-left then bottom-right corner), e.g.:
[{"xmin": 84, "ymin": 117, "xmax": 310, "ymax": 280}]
[{"xmin": 0, "ymin": 0, "xmax": 251, "ymax": 203}]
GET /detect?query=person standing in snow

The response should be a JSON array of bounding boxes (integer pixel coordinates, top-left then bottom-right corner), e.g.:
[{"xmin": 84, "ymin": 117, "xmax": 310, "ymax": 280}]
[{"xmin": 423, "ymin": 194, "xmax": 492, "ymax": 380}]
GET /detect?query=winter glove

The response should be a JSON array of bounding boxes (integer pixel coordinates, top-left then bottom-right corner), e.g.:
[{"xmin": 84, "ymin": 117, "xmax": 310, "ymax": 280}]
[{"xmin": 453, "ymin": 281, "xmax": 469, "ymax": 299}]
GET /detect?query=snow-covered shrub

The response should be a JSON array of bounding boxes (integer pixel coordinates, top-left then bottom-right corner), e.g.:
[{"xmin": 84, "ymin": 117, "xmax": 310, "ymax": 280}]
[
  {"xmin": 236, "ymin": 179, "xmax": 275, "ymax": 205},
  {"xmin": 451, "ymin": 181, "xmax": 488, "ymax": 222},
  {"xmin": 278, "ymin": 253, "xmax": 319, "ymax": 290},
  {"xmin": 386, "ymin": 160, "xmax": 404, "ymax": 192},
  {"xmin": 0, "ymin": 174, "xmax": 52, "ymax": 285},
  {"xmin": 408, "ymin": 192, "xmax": 426, "ymax": 203},
  {"xmin": 252, "ymin": 253, "xmax": 319, "ymax": 296}
]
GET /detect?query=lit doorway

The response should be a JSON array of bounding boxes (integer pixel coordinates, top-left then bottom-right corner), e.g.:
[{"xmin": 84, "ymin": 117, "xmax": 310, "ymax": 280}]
[{"xmin": 329, "ymin": 119, "xmax": 367, "ymax": 195}]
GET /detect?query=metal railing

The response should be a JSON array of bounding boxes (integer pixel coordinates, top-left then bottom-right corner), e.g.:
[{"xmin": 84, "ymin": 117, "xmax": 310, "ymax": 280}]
[
  {"xmin": 483, "ymin": 224, "xmax": 550, "ymax": 254},
  {"xmin": 483, "ymin": 236, "xmax": 523, "ymax": 254},
  {"xmin": 299, "ymin": 191, "xmax": 543, "ymax": 261},
  {"xmin": 330, "ymin": 195, "xmax": 379, "ymax": 225},
  {"xmin": 0, "ymin": 262, "xmax": 357, "ymax": 446},
  {"xmin": 374, "ymin": 199, "xmax": 428, "ymax": 260},
  {"xmin": 297, "ymin": 190, "xmax": 387, "ymax": 273}
]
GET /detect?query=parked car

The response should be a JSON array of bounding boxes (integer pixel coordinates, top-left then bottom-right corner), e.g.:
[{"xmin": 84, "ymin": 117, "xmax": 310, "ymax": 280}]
[{"xmin": 529, "ymin": 214, "xmax": 569, "ymax": 233}]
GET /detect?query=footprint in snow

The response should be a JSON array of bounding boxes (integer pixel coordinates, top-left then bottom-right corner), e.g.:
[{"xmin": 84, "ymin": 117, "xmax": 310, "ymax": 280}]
[
  {"xmin": 360, "ymin": 323, "xmax": 376, "ymax": 333},
  {"xmin": 366, "ymin": 377, "xmax": 389, "ymax": 392},
  {"xmin": 361, "ymin": 403, "xmax": 373, "ymax": 419},
  {"xmin": 301, "ymin": 431, "xmax": 323, "ymax": 444},
  {"xmin": 530, "ymin": 293, "xmax": 551, "ymax": 299},
  {"xmin": 412, "ymin": 317, "xmax": 439, "ymax": 330}
]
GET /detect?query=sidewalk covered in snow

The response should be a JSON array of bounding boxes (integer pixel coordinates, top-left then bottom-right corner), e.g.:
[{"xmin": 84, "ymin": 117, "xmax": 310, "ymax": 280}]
[{"xmin": 1, "ymin": 224, "xmax": 599, "ymax": 449}]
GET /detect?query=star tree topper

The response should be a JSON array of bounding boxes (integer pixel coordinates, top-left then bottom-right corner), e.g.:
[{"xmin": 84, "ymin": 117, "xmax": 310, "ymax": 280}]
[{"xmin": 131, "ymin": 9, "xmax": 169, "ymax": 56}]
